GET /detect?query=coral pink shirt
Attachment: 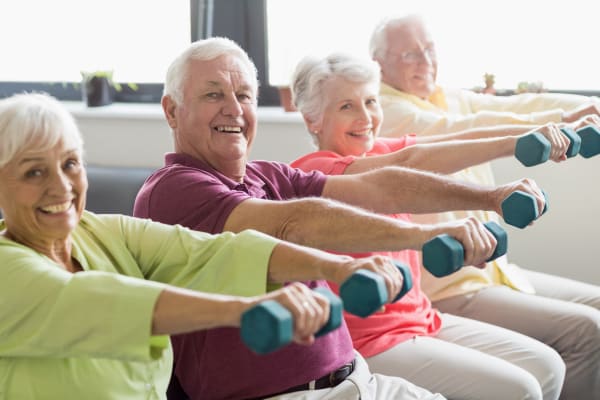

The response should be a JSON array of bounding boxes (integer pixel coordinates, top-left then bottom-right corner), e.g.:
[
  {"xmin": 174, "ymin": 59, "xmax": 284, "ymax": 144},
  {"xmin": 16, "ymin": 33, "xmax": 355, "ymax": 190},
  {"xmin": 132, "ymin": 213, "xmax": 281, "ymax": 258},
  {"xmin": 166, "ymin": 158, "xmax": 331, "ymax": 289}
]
[{"xmin": 291, "ymin": 136, "xmax": 442, "ymax": 357}]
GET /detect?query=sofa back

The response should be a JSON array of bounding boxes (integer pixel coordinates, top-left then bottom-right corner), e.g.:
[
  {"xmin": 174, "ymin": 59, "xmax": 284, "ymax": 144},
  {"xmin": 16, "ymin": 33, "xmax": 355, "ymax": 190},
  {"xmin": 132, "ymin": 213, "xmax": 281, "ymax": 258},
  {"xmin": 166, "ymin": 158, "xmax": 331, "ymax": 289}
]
[{"xmin": 85, "ymin": 164, "xmax": 155, "ymax": 216}]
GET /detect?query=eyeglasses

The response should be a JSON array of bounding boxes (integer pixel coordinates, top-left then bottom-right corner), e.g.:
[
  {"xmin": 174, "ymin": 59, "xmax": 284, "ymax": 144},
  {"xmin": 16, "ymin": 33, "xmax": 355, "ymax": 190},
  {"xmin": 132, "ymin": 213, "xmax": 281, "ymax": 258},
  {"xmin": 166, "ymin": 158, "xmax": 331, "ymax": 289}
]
[{"xmin": 389, "ymin": 47, "xmax": 436, "ymax": 64}]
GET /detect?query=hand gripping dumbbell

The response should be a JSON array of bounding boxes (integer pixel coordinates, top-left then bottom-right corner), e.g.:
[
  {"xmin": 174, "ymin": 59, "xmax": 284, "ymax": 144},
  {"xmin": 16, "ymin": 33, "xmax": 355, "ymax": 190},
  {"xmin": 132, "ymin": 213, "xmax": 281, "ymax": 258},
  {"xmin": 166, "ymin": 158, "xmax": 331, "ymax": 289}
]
[
  {"xmin": 422, "ymin": 221, "xmax": 508, "ymax": 278},
  {"xmin": 240, "ymin": 287, "xmax": 342, "ymax": 354},
  {"xmin": 339, "ymin": 261, "xmax": 413, "ymax": 318},
  {"xmin": 576, "ymin": 125, "xmax": 600, "ymax": 158},
  {"xmin": 558, "ymin": 127, "xmax": 582, "ymax": 158},
  {"xmin": 501, "ymin": 189, "xmax": 549, "ymax": 229},
  {"xmin": 515, "ymin": 128, "xmax": 583, "ymax": 166}
]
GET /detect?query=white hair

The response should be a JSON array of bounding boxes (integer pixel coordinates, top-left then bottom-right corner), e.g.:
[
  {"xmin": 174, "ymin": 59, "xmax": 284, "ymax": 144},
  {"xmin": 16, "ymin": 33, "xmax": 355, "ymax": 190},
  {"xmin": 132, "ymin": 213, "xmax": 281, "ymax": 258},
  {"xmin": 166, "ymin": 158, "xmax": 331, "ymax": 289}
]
[
  {"xmin": 369, "ymin": 14, "xmax": 425, "ymax": 59},
  {"xmin": 0, "ymin": 92, "xmax": 83, "ymax": 168},
  {"xmin": 163, "ymin": 36, "xmax": 259, "ymax": 104}
]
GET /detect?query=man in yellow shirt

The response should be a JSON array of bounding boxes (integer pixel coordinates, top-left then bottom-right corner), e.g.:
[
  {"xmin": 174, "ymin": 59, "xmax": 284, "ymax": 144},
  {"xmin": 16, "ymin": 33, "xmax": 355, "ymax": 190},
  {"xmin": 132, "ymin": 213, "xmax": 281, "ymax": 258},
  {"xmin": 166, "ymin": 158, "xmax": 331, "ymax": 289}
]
[{"xmin": 370, "ymin": 14, "xmax": 600, "ymax": 399}]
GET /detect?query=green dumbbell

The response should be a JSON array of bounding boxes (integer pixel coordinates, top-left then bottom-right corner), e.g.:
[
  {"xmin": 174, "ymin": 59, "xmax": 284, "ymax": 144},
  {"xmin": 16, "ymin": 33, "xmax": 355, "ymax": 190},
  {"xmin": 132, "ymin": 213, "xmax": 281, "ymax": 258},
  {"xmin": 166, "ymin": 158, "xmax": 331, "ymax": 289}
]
[
  {"xmin": 240, "ymin": 287, "xmax": 342, "ymax": 354},
  {"xmin": 559, "ymin": 127, "xmax": 582, "ymax": 158},
  {"xmin": 422, "ymin": 221, "xmax": 507, "ymax": 278},
  {"xmin": 576, "ymin": 125, "xmax": 600, "ymax": 158},
  {"xmin": 339, "ymin": 261, "xmax": 413, "ymax": 318},
  {"xmin": 501, "ymin": 190, "xmax": 548, "ymax": 229},
  {"xmin": 515, "ymin": 132, "xmax": 551, "ymax": 167}
]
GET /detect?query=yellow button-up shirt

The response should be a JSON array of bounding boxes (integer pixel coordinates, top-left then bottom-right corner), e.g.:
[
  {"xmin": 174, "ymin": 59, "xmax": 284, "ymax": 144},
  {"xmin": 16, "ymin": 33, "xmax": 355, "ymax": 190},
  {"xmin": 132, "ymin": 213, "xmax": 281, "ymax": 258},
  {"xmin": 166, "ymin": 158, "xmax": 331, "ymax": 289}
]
[{"xmin": 379, "ymin": 83, "xmax": 595, "ymax": 301}]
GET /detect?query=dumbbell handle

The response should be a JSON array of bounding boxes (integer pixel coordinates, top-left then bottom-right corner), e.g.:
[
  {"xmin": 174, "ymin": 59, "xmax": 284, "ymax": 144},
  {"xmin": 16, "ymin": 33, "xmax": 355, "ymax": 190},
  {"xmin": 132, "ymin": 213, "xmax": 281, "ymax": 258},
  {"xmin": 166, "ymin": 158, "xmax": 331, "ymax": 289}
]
[
  {"xmin": 340, "ymin": 261, "xmax": 413, "ymax": 318},
  {"xmin": 560, "ymin": 127, "xmax": 582, "ymax": 158},
  {"xmin": 240, "ymin": 287, "xmax": 342, "ymax": 354},
  {"xmin": 422, "ymin": 221, "xmax": 507, "ymax": 278}
]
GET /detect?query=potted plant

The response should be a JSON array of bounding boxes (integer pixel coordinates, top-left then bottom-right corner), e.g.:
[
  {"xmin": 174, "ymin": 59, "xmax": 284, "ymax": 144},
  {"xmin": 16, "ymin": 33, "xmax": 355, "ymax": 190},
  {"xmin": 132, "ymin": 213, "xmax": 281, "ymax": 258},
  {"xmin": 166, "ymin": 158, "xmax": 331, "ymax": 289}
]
[
  {"xmin": 80, "ymin": 70, "xmax": 138, "ymax": 107},
  {"xmin": 482, "ymin": 73, "xmax": 496, "ymax": 95}
]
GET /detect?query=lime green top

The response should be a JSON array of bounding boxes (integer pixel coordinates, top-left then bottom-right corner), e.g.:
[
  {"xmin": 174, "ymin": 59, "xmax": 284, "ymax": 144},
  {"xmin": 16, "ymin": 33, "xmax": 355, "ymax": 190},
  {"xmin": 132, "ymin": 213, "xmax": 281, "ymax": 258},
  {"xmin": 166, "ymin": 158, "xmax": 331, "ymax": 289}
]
[{"xmin": 0, "ymin": 211, "xmax": 278, "ymax": 399}]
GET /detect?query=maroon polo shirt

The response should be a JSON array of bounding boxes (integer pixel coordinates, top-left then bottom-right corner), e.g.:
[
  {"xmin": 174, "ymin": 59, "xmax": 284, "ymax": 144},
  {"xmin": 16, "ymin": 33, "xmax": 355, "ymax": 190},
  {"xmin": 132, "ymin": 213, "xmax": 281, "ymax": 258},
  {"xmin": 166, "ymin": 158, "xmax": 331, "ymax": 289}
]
[{"xmin": 134, "ymin": 153, "xmax": 355, "ymax": 399}]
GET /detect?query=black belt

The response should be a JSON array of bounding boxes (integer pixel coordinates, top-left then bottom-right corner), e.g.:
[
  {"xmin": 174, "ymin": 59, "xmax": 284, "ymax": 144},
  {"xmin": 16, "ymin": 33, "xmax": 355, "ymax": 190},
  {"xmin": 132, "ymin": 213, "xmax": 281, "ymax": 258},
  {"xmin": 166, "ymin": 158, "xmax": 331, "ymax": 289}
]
[{"xmin": 247, "ymin": 358, "xmax": 355, "ymax": 399}]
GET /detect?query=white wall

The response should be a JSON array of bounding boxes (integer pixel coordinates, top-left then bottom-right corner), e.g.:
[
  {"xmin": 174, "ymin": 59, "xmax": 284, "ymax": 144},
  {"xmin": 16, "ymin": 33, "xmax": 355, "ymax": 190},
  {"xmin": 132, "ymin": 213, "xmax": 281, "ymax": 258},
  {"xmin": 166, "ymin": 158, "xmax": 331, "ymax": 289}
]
[{"xmin": 69, "ymin": 102, "xmax": 600, "ymax": 285}]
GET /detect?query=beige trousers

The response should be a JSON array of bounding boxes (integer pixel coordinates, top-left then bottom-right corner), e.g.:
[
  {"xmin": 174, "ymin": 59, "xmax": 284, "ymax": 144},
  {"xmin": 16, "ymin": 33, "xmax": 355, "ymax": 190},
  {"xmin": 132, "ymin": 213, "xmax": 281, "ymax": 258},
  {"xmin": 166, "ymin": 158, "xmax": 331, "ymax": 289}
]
[
  {"xmin": 267, "ymin": 352, "xmax": 445, "ymax": 400},
  {"xmin": 366, "ymin": 313, "xmax": 565, "ymax": 400},
  {"xmin": 433, "ymin": 269, "xmax": 600, "ymax": 400}
]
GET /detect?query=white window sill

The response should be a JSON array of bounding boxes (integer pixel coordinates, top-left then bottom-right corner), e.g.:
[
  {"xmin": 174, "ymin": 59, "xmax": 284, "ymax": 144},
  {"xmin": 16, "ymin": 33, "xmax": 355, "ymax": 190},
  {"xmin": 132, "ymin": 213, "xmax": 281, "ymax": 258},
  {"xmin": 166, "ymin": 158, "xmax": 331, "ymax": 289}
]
[{"xmin": 63, "ymin": 101, "xmax": 304, "ymax": 124}]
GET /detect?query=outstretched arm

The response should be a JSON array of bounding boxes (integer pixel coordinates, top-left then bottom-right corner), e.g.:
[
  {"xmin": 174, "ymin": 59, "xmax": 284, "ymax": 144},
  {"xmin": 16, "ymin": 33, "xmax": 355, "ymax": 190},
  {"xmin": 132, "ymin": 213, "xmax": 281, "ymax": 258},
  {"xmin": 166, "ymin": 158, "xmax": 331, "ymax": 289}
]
[
  {"xmin": 347, "ymin": 123, "xmax": 578, "ymax": 175},
  {"xmin": 224, "ymin": 190, "xmax": 504, "ymax": 265},
  {"xmin": 152, "ymin": 239, "xmax": 413, "ymax": 342},
  {"xmin": 152, "ymin": 282, "xmax": 331, "ymax": 346},
  {"xmin": 346, "ymin": 136, "xmax": 516, "ymax": 175}
]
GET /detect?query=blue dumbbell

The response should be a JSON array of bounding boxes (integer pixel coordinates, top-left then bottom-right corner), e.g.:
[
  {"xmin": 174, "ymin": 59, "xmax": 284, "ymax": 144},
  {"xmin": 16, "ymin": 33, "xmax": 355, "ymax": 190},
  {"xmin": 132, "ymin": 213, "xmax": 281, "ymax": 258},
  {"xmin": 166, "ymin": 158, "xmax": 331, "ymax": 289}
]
[
  {"xmin": 339, "ymin": 261, "xmax": 413, "ymax": 318},
  {"xmin": 515, "ymin": 132, "xmax": 551, "ymax": 167},
  {"xmin": 240, "ymin": 287, "xmax": 342, "ymax": 354},
  {"xmin": 576, "ymin": 125, "xmax": 600, "ymax": 158},
  {"xmin": 559, "ymin": 127, "xmax": 582, "ymax": 158},
  {"xmin": 501, "ymin": 190, "xmax": 549, "ymax": 229},
  {"xmin": 422, "ymin": 221, "xmax": 507, "ymax": 278}
]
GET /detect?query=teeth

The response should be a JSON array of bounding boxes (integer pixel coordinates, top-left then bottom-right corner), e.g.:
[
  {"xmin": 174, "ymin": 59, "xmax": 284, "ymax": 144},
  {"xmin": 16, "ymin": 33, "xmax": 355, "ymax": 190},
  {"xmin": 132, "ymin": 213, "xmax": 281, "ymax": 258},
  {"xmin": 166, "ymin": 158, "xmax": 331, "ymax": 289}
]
[
  {"xmin": 216, "ymin": 126, "xmax": 242, "ymax": 133},
  {"xmin": 40, "ymin": 201, "xmax": 72, "ymax": 214},
  {"xmin": 349, "ymin": 129, "xmax": 372, "ymax": 137}
]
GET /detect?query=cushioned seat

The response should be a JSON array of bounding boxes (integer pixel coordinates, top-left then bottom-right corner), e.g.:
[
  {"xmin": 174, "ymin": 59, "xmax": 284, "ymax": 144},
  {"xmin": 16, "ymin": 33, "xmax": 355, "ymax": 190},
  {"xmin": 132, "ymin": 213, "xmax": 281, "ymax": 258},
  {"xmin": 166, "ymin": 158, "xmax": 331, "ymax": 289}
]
[{"xmin": 85, "ymin": 164, "xmax": 154, "ymax": 216}]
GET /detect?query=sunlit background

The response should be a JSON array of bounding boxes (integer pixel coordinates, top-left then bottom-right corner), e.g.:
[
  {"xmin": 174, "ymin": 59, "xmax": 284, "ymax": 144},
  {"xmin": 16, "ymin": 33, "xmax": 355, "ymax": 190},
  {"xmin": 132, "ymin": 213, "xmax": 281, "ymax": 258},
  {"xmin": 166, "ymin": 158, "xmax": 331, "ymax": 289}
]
[
  {"xmin": 267, "ymin": 0, "xmax": 598, "ymax": 91},
  {"xmin": 1, "ymin": 0, "xmax": 597, "ymax": 92}
]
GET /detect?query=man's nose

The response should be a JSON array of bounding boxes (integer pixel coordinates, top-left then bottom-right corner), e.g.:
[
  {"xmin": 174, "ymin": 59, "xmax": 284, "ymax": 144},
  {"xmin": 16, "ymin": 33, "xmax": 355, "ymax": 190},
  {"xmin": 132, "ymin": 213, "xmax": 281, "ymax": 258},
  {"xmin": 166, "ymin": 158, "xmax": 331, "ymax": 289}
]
[{"xmin": 222, "ymin": 96, "xmax": 243, "ymax": 116}]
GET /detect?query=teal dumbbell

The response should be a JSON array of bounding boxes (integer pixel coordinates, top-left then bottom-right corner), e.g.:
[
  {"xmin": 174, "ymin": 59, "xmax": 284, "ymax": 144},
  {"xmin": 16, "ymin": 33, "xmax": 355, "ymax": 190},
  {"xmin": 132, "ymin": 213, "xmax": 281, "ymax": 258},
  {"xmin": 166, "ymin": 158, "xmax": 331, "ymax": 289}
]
[
  {"xmin": 515, "ymin": 132, "xmax": 551, "ymax": 167},
  {"xmin": 339, "ymin": 261, "xmax": 413, "ymax": 318},
  {"xmin": 501, "ymin": 190, "xmax": 548, "ymax": 229},
  {"xmin": 576, "ymin": 125, "xmax": 600, "ymax": 158},
  {"xmin": 559, "ymin": 127, "xmax": 582, "ymax": 158},
  {"xmin": 240, "ymin": 287, "xmax": 342, "ymax": 354},
  {"xmin": 422, "ymin": 221, "xmax": 507, "ymax": 278}
]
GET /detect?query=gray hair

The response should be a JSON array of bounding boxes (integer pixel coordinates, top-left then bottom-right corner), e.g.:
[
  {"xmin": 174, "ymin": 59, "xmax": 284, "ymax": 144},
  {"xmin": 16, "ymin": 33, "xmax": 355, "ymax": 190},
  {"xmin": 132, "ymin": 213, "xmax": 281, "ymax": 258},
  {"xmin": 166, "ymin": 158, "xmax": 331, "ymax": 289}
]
[
  {"xmin": 369, "ymin": 14, "xmax": 425, "ymax": 59},
  {"xmin": 0, "ymin": 92, "xmax": 83, "ymax": 168},
  {"xmin": 164, "ymin": 36, "xmax": 259, "ymax": 104},
  {"xmin": 291, "ymin": 53, "xmax": 380, "ymax": 144}
]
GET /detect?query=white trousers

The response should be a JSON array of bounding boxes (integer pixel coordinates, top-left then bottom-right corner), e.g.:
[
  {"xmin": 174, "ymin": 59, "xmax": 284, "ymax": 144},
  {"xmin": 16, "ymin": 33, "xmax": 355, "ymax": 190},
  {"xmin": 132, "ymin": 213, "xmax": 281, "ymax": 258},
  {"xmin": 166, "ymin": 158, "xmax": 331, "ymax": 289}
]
[
  {"xmin": 433, "ymin": 269, "xmax": 600, "ymax": 400},
  {"xmin": 266, "ymin": 352, "xmax": 445, "ymax": 400},
  {"xmin": 366, "ymin": 313, "xmax": 565, "ymax": 400}
]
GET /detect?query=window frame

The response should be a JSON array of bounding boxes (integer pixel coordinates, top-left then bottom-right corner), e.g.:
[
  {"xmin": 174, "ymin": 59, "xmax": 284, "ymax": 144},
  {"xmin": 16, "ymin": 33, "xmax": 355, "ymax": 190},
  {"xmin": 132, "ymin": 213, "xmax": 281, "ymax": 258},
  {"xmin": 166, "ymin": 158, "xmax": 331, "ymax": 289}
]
[{"xmin": 0, "ymin": 0, "xmax": 280, "ymax": 106}]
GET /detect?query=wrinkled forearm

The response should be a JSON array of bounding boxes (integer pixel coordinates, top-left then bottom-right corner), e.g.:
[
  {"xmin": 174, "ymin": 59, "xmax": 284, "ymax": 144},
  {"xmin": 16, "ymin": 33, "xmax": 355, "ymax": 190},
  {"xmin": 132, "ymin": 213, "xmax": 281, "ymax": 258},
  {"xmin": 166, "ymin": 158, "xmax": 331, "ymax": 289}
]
[
  {"xmin": 415, "ymin": 125, "xmax": 531, "ymax": 143},
  {"xmin": 324, "ymin": 167, "xmax": 496, "ymax": 215},
  {"xmin": 152, "ymin": 288, "xmax": 250, "ymax": 335},
  {"xmin": 392, "ymin": 137, "xmax": 516, "ymax": 174},
  {"xmin": 274, "ymin": 197, "xmax": 431, "ymax": 253}
]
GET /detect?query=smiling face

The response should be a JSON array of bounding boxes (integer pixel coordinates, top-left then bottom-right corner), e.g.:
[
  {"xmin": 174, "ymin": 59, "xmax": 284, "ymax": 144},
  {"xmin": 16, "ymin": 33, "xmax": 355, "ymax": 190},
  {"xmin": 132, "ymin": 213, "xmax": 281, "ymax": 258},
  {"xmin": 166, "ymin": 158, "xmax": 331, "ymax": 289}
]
[
  {"xmin": 163, "ymin": 54, "xmax": 258, "ymax": 178},
  {"xmin": 0, "ymin": 138, "xmax": 87, "ymax": 251},
  {"xmin": 377, "ymin": 19, "xmax": 437, "ymax": 99},
  {"xmin": 310, "ymin": 76, "xmax": 382, "ymax": 156}
]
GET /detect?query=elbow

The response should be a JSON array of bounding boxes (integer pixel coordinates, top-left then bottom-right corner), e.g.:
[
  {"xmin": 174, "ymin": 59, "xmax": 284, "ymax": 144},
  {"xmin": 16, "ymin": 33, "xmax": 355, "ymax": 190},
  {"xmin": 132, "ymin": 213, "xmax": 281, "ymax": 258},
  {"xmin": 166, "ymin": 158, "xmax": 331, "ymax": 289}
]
[
  {"xmin": 395, "ymin": 145, "xmax": 429, "ymax": 170},
  {"xmin": 275, "ymin": 198, "xmax": 333, "ymax": 247}
]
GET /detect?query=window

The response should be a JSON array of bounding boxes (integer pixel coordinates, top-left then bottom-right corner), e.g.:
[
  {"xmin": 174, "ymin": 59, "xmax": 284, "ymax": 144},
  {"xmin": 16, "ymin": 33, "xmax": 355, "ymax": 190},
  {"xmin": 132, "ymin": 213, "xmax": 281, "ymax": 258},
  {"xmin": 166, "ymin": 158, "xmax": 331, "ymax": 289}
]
[
  {"xmin": 0, "ymin": 0, "xmax": 190, "ymax": 102},
  {"xmin": 266, "ymin": 0, "xmax": 599, "ymax": 93}
]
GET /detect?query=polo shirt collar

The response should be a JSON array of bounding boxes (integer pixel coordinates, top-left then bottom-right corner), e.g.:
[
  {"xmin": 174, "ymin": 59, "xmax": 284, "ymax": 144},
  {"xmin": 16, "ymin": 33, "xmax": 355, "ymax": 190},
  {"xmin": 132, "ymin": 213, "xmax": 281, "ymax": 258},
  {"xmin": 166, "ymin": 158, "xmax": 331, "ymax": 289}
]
[{"xmin": 164, "ymin": 152, "xmax": 268, "ymax": 197}]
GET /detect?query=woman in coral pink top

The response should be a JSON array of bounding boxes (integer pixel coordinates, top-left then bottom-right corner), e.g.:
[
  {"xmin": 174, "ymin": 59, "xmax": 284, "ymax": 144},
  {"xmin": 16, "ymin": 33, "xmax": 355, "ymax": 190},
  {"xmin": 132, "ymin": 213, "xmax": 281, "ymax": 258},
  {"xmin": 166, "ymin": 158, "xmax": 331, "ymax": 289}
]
[{"xmin": 290, "ymin": 53, "xmax": 567, "ymax": 400}]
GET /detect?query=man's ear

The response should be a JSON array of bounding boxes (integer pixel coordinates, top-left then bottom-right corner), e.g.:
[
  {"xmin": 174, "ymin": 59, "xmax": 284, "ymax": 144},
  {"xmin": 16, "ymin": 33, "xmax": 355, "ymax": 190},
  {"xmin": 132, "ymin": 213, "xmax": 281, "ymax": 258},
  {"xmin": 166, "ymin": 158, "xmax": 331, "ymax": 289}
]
[{"xmin": 162, "ymin": 95, "xmax": 177, "ymax": 129}]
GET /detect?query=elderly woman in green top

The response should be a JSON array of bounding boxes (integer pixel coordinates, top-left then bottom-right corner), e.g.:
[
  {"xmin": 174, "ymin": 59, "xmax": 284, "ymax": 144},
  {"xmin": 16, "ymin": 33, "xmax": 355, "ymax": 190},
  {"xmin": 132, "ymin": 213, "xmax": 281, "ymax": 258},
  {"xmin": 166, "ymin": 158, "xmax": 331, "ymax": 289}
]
[{"xmin": 0, "ymin": 92, "xmax": 383, "ymax": 399}]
